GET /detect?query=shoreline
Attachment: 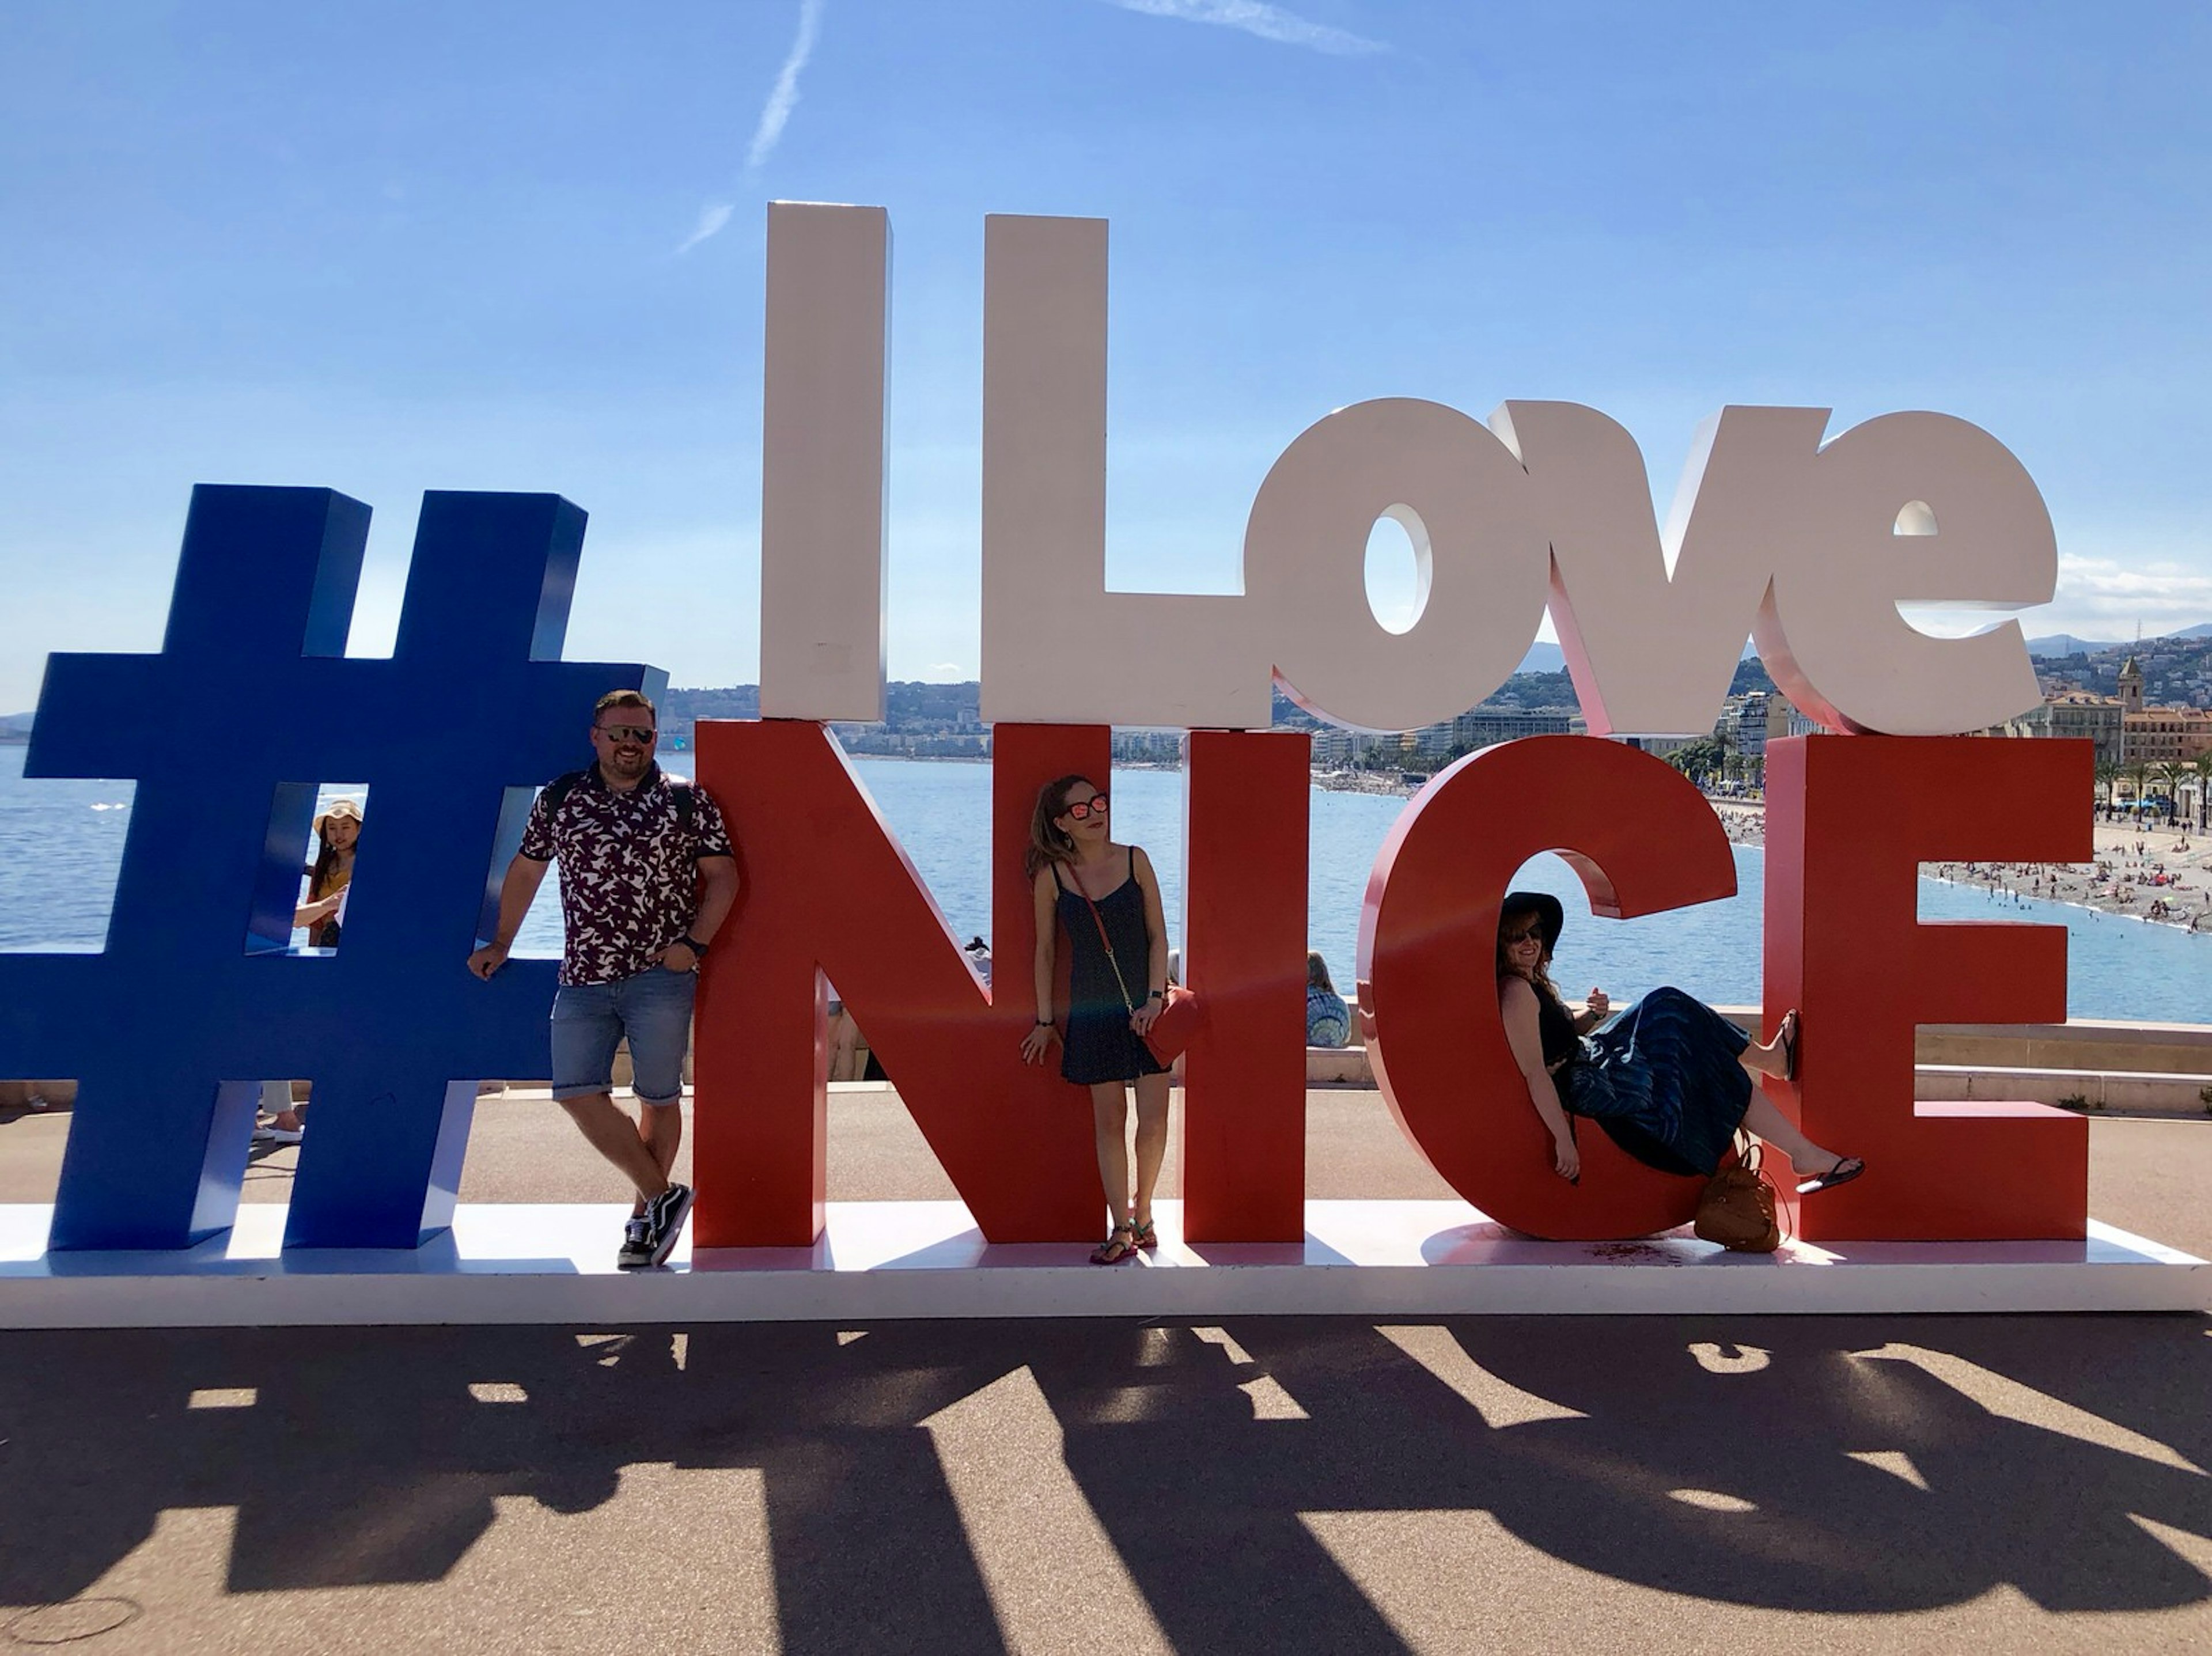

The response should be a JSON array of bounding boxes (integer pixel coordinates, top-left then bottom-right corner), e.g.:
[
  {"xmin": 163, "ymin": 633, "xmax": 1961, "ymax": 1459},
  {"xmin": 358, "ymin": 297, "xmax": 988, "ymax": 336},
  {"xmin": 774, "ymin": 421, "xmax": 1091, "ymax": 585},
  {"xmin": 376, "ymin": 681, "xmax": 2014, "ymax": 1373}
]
[
  {"xmin": 1313, "ymin": 769, "xmax": 1423, "ymax": 797},
  {"xmin": 1313, "ymin": 779, "xmax": 2212, "ymax": 938},
  {"xmin": 1711, "ymin": 799, "xmax": 2212, "ymax": 936}
]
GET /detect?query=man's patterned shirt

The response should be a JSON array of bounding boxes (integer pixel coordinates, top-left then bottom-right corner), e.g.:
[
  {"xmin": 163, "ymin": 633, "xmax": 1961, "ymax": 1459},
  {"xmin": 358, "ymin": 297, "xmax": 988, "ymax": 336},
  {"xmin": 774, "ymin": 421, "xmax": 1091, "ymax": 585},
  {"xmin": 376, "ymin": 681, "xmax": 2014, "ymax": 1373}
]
[{"xmin": 518, "ymin": 763, "xmax": 735, "ymax": 987}]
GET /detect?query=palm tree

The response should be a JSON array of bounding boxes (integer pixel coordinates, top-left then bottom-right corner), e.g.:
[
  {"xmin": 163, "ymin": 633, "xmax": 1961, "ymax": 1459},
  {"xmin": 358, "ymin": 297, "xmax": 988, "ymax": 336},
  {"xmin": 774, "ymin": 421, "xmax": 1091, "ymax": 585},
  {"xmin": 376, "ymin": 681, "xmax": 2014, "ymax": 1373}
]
[
  {"xmin": 2094, "ymin": 759, "xmax": 2121, "ymax": 814},
  {"xmin": 2124, "ymin": 761, "xmax": 2152, "ymax": 817},
  {"xmin": 2192, "ymin": 753, "xmax": 2212, "ymax": 831},
  {"xmin": 2149, "ymin": 761, "xmax": 2182, "ymax": 825},
  {"xmin": 1666, "ymin": 737, "xmax": 1725, "ymax": 787}
]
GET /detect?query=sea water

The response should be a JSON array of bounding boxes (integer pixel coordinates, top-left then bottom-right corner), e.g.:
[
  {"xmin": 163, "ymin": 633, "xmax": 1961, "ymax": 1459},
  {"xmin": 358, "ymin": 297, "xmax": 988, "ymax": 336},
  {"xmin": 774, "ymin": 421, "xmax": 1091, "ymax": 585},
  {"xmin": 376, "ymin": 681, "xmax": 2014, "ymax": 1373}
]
[{"xmin": 1, "ymin": 748, "xmax": 2202, "ymax": 1023}]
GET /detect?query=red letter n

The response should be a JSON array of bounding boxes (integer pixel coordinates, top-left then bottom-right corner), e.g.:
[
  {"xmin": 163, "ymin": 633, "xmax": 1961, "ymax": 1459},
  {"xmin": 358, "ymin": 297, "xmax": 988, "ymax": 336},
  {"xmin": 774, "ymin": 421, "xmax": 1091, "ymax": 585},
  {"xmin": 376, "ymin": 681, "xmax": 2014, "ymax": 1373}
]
[{"xmin": 690, "ymin": 721, "xmax": 1105, "ymax": 1246}]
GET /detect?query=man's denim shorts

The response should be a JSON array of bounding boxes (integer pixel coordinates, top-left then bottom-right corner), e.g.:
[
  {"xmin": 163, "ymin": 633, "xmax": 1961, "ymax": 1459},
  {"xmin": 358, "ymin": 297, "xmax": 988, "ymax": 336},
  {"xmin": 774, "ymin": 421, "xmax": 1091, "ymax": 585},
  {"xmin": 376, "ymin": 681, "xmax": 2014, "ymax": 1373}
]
[{"xmin": 550, "ymin": 965, "xmax": 697, "ymax": 1106}]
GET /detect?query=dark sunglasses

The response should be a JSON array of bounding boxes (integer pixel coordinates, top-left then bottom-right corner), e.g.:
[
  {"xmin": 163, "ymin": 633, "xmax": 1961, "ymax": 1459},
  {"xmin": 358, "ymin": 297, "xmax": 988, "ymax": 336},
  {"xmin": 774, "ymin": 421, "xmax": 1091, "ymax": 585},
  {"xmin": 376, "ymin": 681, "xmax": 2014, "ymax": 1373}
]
[
  {"xmin": 1062, "ymin": 793, "xmax": 1109, "ymax": 821},
  {"xmin": 1503, "ymin": 925, "xmax": 1544, "ymax": 945},
  {"xmin": 596, "ymin": 724, "xmax": 657, "ymax": 744}
]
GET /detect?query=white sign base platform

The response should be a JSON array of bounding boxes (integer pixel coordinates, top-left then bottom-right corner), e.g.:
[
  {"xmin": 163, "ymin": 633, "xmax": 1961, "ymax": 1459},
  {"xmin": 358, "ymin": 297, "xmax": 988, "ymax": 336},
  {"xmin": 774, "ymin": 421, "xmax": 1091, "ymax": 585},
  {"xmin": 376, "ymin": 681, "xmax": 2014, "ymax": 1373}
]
[{"xmin": 0, "ymin": 1200, "xmax": 2203, "ymax": 1329}]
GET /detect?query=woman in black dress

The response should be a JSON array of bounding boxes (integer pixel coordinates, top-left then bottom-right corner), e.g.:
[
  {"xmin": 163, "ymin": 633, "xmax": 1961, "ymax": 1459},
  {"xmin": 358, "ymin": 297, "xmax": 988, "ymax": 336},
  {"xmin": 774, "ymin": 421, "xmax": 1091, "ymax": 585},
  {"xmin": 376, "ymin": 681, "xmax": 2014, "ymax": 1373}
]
[
  {"xmin": 1496, "ymin": 890, "xmax": 1863, "ymax": 1196},
  {"xmin": 1018, "ymin": 774, "xmax": 1172, "ymax": 1264}
]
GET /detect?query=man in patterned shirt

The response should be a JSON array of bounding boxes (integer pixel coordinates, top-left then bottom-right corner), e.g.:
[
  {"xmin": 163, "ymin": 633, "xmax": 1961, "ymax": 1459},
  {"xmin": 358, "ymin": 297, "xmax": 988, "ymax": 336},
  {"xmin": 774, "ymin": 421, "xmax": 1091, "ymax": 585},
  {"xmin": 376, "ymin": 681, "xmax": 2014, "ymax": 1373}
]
[{"xmin": 468, "ymin": 689, "xmax": 739, "ymax": 1267}]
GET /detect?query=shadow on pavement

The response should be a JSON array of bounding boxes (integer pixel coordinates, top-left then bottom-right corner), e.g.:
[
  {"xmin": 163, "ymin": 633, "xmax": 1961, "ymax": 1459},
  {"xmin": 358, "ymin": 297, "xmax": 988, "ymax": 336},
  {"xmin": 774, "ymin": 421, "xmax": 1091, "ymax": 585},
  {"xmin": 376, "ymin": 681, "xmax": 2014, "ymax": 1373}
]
[{"xmin": 1, "ymin": 1313, "xmax": 2207, "ymax": 1651}]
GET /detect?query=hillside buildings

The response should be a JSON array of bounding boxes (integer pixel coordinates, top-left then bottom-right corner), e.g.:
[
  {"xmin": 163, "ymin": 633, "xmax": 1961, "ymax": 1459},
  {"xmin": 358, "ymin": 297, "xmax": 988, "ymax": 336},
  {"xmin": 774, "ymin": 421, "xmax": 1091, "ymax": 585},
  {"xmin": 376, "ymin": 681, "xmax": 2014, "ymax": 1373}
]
[
  {"xmin": 652, "ymin": 642, "xmax": 2212, "ymax": 798},
  {"xmin": 1997, "ymin": 688, "xmax": 2124, "ymax": 764},
  {"xmin": 1998, "ymin": 658, "xmax": 2212, "ymax": 771}
]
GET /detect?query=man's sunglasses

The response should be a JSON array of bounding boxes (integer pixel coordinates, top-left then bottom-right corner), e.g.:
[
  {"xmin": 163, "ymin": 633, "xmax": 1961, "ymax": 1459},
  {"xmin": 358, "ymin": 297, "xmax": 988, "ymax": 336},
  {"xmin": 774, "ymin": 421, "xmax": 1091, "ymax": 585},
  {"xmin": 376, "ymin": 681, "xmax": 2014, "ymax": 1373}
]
[
  {"xmin": 1063, "ymin": 793, "xmax": 1109, "ymax": 821},
  {"xmin": 596, "ymin": 724, "xmax": 657, "ymax": 744}
]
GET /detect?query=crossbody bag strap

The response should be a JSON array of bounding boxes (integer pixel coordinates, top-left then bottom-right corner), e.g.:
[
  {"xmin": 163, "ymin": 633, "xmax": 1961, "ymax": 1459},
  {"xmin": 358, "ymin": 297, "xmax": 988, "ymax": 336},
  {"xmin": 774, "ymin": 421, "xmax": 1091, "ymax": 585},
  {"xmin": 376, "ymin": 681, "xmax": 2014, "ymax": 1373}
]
[{"xmin": 1076, "ymin": 881, "xmax": 1139, "ymax": 1016}]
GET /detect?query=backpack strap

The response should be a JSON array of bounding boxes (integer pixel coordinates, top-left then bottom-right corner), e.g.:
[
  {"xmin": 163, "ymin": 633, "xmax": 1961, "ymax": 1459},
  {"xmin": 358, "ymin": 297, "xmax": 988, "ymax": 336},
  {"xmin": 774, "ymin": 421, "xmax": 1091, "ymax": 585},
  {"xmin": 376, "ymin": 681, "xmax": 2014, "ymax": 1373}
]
[
  {"xmin": 539, "ymin": 769, "xmax": 590, "ymax": 816},
  {"xmin": 541, "ymin": 768, "xmax": 693, "ymax": 830}
]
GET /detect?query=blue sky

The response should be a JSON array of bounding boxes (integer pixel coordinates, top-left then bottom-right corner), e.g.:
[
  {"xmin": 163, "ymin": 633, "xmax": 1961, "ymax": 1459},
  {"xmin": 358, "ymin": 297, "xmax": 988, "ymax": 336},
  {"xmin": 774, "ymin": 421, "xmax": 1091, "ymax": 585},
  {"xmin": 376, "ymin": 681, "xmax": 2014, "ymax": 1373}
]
[{"xmin": 3, "ymin": 0, "xmax": 2209, "ymax": 713}]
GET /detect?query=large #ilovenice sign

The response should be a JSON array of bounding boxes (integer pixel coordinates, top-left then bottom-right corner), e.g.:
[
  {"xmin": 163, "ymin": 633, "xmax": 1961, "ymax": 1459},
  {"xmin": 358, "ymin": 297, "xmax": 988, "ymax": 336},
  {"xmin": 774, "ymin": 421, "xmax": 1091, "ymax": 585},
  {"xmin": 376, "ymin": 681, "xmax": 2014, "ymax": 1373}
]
[{"xmin": 9, "ymin": 204, "xmax": 2088, "ymax": 1256}]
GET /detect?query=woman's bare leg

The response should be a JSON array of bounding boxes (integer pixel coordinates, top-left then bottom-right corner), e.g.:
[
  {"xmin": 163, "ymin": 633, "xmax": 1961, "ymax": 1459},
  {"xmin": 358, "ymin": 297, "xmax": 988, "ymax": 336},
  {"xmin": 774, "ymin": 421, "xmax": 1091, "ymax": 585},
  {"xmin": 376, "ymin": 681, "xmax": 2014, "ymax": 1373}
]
[
  {"xmin": 1742, "ymin": 1093, "xmax": 1843, "ymax": 1172},
  {"xmin": 1737, "ymin": 1010, "xmax": 1795, "ymax": 1080},
  {"xmin": 1130, "ymin": 1073, "xmax": 1172, "ymax": 1229},
  {"xmin": 1090, "ymin": 1082, "xmax": 1131, "ymax": 1227}
]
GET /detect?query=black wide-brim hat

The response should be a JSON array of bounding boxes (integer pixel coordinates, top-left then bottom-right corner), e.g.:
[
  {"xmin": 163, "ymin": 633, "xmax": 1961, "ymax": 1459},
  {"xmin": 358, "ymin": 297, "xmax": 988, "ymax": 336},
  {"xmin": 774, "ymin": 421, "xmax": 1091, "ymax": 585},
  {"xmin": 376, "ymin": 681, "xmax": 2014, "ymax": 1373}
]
[{"xmin": 1501, "ymin": 890, "xmax": 1565, "ymax": 957}]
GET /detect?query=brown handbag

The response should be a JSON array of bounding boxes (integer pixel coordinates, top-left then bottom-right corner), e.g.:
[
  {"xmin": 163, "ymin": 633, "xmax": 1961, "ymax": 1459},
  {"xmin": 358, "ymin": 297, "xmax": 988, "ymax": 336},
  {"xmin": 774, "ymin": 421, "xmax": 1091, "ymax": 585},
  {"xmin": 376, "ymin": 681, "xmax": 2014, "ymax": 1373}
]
[{"xmin": 1694, "ymin": 1135, "xmax": 1783, "ymax": 1253}]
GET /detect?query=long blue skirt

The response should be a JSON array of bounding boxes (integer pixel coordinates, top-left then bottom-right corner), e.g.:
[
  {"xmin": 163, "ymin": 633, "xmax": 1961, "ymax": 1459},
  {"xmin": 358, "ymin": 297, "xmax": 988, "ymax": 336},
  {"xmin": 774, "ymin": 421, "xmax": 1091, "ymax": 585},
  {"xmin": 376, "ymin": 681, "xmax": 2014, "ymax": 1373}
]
[{"xmin": 1556, "ymin": 986, "xmax": 1753, "ymax": 1177}]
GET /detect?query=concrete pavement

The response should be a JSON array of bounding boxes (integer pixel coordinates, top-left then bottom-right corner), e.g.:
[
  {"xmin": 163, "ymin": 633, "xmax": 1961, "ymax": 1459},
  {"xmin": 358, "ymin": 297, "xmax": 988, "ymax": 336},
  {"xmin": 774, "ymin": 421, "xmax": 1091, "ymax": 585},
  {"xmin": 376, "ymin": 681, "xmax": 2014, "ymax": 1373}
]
[{"xmin": 1, "ymin": 1093, "xmax": 2207, "ymax": 1653}]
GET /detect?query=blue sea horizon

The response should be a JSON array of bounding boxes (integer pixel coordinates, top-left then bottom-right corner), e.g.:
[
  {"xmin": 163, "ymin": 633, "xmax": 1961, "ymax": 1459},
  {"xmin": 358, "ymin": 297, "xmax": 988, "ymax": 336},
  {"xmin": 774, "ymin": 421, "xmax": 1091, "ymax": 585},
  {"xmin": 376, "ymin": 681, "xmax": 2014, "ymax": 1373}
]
[{"xmin": 1, "ymin": 749, "xmax": 2200, "ymax": 1024}]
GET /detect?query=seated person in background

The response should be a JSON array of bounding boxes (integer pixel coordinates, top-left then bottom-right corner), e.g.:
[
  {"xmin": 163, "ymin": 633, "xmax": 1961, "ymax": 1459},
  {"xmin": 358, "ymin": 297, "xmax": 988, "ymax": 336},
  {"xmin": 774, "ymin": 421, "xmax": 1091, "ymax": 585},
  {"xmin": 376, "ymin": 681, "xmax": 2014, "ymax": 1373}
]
[
  {"xmin": 963, "ymin": 935, "xmax": 993, "ymax": 987},
  {"xmin": 1305, "ymin": 950, "xmax": 1351, "ymax": 1048}
]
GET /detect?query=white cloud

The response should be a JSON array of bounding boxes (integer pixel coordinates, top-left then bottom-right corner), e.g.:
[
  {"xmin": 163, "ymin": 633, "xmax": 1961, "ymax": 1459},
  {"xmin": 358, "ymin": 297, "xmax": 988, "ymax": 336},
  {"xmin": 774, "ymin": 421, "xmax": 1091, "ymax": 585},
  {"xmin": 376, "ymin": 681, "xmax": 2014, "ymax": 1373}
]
[
  {"xmin": 749, "ymin": 0, "xmax": 827, "ymax": 171},
  {"xmin": 926, "ymin": 661, "xmax": 968, "ymax": 679},
  {"xmin": 675, "ymin": 201, "xmax": 735, "ymax": 256},
  {"xmin": 1097, "ymin": 0, "xmax": 1385, "ymax": 55},
  {"xmin": 1897, "ymin": 555, "xmax": 2212, "ymax": 646},
  {"xmin": 2046, "ymin": 553, "xmax": 2212, "ymax": 632}
]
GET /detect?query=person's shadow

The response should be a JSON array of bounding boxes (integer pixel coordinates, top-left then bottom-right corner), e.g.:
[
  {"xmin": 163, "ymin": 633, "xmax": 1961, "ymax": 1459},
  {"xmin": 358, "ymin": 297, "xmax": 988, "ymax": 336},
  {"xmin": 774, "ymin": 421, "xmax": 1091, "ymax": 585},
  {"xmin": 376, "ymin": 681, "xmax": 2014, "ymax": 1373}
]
[{"xmin": 0, "ymin": 1313, "xmax": 2206, "ymax": 1651}]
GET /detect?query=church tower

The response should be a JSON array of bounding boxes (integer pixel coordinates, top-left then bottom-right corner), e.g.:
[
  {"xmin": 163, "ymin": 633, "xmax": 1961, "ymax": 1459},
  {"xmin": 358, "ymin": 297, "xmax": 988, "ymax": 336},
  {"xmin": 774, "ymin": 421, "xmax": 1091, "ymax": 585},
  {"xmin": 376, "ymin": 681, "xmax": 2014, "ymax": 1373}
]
[{"xmin": 2119, "ymin": 655, "xmax": 2145, "ymax": 715}]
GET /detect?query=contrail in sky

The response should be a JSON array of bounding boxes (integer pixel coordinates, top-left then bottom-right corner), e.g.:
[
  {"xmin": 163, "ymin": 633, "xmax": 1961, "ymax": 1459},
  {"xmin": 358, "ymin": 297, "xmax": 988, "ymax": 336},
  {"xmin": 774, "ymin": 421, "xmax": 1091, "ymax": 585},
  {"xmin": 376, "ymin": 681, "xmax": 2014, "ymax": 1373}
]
[
  {"xmin": 677, "ymin": 0, "xmax": 823, "ymax": 256},
  {"xmin": 675, "ymin": 202, "xmax": 736, "ymax": 256},
  {"xmin": 749, "ymin": 0, "xmax": 827, "ymax": 170},
  {"xmin": 1098, "ymin": 0, "xmax": 1385, "ymax": 56}
]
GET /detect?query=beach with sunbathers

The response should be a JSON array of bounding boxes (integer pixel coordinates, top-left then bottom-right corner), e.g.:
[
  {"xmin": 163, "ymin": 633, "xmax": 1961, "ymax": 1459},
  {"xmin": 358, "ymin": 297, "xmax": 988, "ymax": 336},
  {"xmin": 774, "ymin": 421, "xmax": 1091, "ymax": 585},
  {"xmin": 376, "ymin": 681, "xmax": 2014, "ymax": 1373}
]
[{"xmin": 1713, "ymin": 801, "xmax": 2212, "ymax": 933}]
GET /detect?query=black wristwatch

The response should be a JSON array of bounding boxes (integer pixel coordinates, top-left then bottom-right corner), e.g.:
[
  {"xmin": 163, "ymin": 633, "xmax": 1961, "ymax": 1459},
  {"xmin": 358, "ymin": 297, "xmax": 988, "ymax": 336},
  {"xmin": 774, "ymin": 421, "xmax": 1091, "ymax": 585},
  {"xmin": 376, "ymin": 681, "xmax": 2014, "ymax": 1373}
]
[{"xmin": 679, "ymin": 935, "xmax": 711, "ymax": 957}]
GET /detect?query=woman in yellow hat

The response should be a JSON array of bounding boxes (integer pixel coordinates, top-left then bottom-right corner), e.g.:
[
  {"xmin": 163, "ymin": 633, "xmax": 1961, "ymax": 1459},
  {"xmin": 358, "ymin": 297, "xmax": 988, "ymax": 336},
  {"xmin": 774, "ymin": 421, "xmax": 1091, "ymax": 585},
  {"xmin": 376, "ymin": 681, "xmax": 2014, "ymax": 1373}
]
[
  {"xmin": 297, "ymin": 797, "xmax": 361, "ymax": 948},
  {"xmin": 256, "ymin": 798, "xmax": 363, "ymax": 1143}
]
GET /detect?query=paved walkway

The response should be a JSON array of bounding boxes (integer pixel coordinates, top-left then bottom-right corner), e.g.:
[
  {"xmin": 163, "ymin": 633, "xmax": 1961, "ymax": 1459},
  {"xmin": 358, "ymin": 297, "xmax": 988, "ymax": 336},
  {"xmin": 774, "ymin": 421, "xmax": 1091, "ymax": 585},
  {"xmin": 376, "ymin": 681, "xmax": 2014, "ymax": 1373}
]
[{"xmin": 1, "ymin": 1096, "xmax": 2207, "ymax": 1653}]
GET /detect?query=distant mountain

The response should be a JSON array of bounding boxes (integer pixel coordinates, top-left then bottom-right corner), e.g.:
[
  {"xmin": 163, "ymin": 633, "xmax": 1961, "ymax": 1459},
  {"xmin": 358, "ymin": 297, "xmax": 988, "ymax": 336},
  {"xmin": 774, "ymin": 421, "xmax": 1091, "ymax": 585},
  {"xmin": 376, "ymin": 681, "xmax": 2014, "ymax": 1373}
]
[
  {"xmin": 1517, "ymin": 641, "xmax": 1564, "ymax": 674},
  {"xmin": 2025, "ymin": 634, "xmax": 2122, "ymax": 658},
  {"xmin": 1518, "ymin": 638, "xmax": 1758, "ymax": 675},
  {"xmin": 2028, "ymin": 623, "xmax": 2212, "ymax": 659}
]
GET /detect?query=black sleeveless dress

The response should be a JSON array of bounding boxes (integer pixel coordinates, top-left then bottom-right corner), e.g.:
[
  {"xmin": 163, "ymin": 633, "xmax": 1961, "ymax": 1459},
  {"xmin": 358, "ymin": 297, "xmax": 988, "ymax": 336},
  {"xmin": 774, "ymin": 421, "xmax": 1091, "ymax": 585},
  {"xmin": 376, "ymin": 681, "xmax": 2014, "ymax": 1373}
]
[
  {"xmin": 1537, "ymin": 978, "xmax": 1753, "ymax": 1178},
  {"xmin": 1052, "ymin": 851, "xmax": 1168, "ymax": 1086}
]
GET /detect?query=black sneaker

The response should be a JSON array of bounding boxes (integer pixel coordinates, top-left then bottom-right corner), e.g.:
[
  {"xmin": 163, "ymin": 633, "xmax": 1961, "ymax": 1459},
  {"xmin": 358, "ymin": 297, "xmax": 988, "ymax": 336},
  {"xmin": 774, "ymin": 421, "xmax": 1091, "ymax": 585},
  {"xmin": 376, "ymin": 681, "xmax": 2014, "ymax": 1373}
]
[
  {"xmin": 616, "ymin": 1215, "xmax": 654, "ymax": 1270},
  {"xmin": 642, "ymin": 1183, "xmax": 695, "ymax": 1267}
]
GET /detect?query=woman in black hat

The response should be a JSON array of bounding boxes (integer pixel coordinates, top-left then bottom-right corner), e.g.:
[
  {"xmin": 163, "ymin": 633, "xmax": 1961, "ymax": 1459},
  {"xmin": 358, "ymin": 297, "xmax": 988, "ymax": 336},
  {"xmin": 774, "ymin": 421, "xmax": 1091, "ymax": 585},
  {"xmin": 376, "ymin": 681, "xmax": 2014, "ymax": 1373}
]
[{"xmin": 1495, "ymin": 890, "xmax": 1862, "ymax": 1195}]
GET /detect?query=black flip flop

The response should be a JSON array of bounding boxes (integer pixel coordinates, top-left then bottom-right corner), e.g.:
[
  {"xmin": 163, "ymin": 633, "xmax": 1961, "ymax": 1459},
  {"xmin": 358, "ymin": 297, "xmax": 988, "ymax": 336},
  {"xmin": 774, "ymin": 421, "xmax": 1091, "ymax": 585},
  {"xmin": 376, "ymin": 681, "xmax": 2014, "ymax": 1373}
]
[
  {"xmin": 1777, "ymin": 1009, "xmax": 1801, "ymax": 1082},
  {"xmin": 1796, "ymin": 1155, "xmax": 1865, "ymax": 1196}
]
